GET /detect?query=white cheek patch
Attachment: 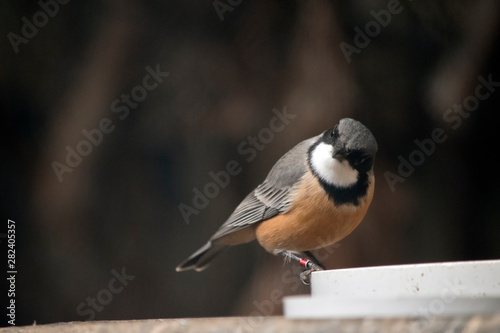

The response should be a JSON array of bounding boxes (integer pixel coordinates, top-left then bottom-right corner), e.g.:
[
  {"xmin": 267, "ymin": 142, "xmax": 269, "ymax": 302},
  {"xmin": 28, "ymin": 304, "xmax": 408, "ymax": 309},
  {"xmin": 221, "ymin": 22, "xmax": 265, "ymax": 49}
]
[{"xmin": 310, "ymin": 142, "xmax": 359, "ymax": 188}]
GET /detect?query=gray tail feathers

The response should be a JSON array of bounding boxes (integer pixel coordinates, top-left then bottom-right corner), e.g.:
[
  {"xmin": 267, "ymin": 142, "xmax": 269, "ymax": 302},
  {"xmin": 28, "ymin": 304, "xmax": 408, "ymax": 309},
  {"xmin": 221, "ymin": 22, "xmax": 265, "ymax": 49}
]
[{"xmin": 176, "ymin": 241, "xmax": 228, "ymax": 272}]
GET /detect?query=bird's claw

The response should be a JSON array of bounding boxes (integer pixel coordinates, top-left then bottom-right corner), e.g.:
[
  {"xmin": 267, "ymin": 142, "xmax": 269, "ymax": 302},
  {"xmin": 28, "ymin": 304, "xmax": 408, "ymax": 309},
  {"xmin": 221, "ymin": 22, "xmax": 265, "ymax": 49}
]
[
  {"xmin": 299, "ymin": 265, "xmax": 323, "ymax": 285},
  {"xmin": 299, "ymin": 269, "xmax": 312, "ymax": 285},
  {"xmin": 276, "ymin": 250, "xmax": 325, "ymax": 285}
]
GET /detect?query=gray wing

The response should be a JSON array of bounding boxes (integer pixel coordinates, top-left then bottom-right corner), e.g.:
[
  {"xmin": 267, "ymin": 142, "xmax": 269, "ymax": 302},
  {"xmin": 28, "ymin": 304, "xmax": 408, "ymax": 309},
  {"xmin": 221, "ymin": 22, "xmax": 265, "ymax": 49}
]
[{"xmin": 211, "ymin": 135, "xmax": 320, "ymax": 241}]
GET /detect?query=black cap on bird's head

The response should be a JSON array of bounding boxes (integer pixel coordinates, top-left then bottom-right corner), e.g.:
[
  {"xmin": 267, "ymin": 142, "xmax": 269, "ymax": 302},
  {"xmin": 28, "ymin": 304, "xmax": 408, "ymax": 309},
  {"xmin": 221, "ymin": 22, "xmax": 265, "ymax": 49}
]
[{"xmin": 321, "ymin": 118, "xmax": 378, "ymax": 172}]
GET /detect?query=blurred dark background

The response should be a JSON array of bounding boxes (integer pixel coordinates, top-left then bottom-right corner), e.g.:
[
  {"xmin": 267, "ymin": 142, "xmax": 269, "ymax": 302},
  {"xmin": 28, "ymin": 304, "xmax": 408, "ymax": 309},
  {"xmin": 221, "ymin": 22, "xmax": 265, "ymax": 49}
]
[{"xmin": 1, "ymin": 0, "xmax": 499, "ymax": 326}]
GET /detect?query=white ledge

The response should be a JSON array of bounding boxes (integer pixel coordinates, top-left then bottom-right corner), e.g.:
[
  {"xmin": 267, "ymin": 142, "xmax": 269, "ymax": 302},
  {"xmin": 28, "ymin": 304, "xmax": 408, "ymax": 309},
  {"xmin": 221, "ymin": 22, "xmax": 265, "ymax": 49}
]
[{"xmin": 284, "ymin": 259, "xmax": 500, "ymax": 318}]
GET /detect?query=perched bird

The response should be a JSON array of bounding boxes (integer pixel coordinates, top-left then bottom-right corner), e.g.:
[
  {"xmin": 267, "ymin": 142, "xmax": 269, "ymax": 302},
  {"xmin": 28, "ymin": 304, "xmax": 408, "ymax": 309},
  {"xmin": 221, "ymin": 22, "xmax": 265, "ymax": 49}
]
[{"xmin": 176, "ymin": 118, "xmax": 377, "ymax": 283}]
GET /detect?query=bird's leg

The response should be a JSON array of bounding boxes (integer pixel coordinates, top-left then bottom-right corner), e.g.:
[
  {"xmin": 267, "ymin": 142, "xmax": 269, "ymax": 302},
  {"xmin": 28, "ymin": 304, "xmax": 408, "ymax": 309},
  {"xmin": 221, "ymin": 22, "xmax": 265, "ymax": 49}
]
[
  {"xmin": 298, "ymin": 251, "xmax": 325, "ymax": 285},
  {"xmin": 303, "ymin": 251, "xmax": 326, "ymax": 270},
  {"xmin": 277, "ymin": 250, "xmax": 324, "ymax": 285}
]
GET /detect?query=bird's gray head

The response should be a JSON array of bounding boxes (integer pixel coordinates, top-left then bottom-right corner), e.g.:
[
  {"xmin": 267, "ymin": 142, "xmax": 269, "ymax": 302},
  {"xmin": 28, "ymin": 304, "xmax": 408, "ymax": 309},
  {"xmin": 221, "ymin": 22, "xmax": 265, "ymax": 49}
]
[{"xmin": 308, "ymin": 118, "xmax": 377, "ymax": 188}]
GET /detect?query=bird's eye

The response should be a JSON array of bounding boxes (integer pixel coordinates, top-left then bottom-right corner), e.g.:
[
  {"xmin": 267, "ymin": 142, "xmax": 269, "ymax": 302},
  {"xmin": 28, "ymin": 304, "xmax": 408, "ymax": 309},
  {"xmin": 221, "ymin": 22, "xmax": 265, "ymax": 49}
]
[{"xmin": 330, "ymin": 125, "xmax": 338, "ymax": 138}]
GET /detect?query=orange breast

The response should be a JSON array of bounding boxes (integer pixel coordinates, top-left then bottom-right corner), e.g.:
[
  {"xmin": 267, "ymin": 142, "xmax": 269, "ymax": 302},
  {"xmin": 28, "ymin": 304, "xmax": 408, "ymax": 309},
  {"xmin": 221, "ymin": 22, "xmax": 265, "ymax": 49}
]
[{"xmin": 255, "ymin": 171, "xmax": 374, "ymax": 252}]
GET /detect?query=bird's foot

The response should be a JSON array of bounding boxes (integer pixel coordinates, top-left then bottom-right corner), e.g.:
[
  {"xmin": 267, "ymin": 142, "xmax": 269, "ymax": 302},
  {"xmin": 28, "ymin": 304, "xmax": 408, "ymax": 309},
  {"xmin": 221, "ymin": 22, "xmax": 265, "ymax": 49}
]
[
  {"xmin": 299, "ymin": 269, "xmax": 313, "ymax": 285},
  {"xmin": 276, "ymin": 250, "xmax": 325, "ymax": 285},
  {"xmin": 298, "ymin": 261, "xmax": 324, "ymax": 285}
]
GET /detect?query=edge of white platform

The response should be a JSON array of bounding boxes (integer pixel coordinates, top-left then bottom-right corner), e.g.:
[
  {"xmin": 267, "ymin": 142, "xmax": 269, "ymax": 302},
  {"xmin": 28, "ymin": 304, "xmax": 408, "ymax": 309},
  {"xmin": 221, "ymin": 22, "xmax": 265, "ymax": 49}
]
[
  {"xmin": 284, "ymin": 259, "xmax": 500, "ymax": 318},
  {"xmin": 284, "ymin": 295, "xmax": 500, "ymax": 319}
]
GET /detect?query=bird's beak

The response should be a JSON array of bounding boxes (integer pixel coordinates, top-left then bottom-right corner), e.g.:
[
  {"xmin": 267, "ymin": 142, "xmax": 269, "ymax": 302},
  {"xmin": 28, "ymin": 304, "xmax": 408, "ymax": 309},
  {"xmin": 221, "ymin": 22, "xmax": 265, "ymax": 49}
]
[{"xmin": 332, "ymin": 148, "xmax": 346, "ymax": 161}]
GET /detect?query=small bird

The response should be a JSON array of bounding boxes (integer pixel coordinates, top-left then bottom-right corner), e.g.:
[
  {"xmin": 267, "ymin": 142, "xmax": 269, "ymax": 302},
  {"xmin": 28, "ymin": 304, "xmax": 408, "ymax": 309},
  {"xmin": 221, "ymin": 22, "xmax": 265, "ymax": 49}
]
[{"xmin": 176, "ymin": 118, "xmax": 377, "ymax": 283}]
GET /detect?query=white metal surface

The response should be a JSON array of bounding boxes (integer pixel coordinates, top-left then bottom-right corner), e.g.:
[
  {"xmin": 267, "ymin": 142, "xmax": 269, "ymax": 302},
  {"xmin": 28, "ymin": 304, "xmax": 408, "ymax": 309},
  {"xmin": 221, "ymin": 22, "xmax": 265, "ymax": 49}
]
[
  {"xmin": 285, "ymin": 296, "xmax": 500, "ymax": 318},
  {"xmin": 284, "ymin": 259, "xmax": 500, "ymax": 318}
]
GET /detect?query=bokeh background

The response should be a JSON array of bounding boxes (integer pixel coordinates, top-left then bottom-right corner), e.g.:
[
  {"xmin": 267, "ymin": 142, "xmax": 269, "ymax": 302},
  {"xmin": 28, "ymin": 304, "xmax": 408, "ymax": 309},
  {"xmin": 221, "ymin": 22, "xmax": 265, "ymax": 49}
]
[{"xmin": 1, "ymin": 0, "xmax": 500, "ymax": 326}]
